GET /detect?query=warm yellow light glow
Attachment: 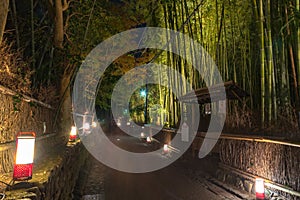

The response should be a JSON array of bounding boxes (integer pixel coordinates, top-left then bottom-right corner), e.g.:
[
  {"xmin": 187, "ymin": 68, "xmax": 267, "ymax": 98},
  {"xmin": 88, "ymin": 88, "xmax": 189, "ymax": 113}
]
[
  {"xmin": 83, "ymin": 122, "xmax": 90, "ymax": 130},
  {"xmin": 146, "ymin": 136, "xmax": 151, "ymax": 143},
  {"xmin": 92, "ymin": 122, "xmax": 97, "ymax": 128},
  {"xmin": 15, "ymin": 137, "xmax": 35, "ymax": 164},
  {"xmin": 255, "ymin": 178, "xmax": 265, "ymax": 195},
  {"xmin": 163, "ymin": 144, "xmax": 169, "ymax": 152},
  {"xmin": 70, "ymin": 126, "xmax": 77, "ymax": 136},
  {"xmin": 141, "ymin": 132, "xmax": 145, "ymax": 138}
]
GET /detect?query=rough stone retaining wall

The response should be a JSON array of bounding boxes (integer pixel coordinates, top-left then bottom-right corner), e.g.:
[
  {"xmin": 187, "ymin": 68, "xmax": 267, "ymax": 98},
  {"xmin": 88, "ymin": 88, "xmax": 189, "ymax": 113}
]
[
  {"xmin": 0, "ymin": 85, "xmax": 55, "ymax": 143},
  {"xmin": 4, "ymin": 141, "xmax": 88, "ymax": 200},
  {"xmin": 0, "ymin": 85, "xmax": 56, "ymax": 173}
]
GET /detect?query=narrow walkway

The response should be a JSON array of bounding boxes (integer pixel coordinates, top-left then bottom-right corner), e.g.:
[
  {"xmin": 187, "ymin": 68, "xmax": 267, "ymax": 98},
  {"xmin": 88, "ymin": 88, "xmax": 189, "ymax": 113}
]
[{"xmin": 76, "ymin": 131, "xmax": 254, "ymax": 200}]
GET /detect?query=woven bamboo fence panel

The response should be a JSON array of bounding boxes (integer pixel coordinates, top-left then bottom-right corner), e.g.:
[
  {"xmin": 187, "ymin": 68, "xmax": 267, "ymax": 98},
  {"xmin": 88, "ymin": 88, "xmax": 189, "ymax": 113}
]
[{"xmin": 220, "ymin": 139, "xmax": 300, "ymax": 193}]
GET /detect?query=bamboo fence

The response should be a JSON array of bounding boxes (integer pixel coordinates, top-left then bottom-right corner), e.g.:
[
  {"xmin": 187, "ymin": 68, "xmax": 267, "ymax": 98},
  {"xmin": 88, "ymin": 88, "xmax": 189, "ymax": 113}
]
[{"xmin": 219, "ymin": 134, "xmax": 300, "ymax": 198}]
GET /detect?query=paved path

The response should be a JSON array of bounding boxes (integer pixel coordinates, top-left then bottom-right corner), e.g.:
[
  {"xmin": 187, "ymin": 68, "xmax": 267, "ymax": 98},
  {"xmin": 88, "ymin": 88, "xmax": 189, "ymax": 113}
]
[{"xmin": 77, "ymin": 132, "xmax": 253, "ymax": 200}]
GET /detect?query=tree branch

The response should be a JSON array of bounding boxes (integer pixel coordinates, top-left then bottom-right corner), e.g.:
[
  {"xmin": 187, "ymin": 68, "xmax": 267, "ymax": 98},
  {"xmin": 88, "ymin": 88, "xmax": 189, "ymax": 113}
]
[{"xmin": 62, "ymin": 0, "xmax": 73, "ymax": 11}]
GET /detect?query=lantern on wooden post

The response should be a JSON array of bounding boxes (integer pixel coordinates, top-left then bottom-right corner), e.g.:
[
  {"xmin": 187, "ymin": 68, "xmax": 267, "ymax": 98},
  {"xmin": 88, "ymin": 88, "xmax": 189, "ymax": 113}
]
[
  {"xmin": 13, "ymin": 132, "xmax": 36, "ymax": 181},
  {"xmin": 69, "ymin": 126, "xmax": 77, "ymax": 141},
  {"xmin": 255, "ymin": 178, "xmax": 265, "ymax": 199}
]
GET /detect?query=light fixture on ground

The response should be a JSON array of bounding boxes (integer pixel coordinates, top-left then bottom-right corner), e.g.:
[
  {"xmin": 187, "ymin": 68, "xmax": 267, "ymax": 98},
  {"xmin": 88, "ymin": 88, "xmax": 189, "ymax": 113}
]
[
  {"xmin": 146, "ymin": 136, "xmax": 152, "ymax": 143},
  {"xmin": 69, "ymin": 126, "xmax": 77, "ymax": 141},
  {"xmin": 82, "ymin": 112, "xmax": 93, "ymax": 135},
  {"xmin": 13, "ymin": 132, "xmax": 36, "ymax": 181},
  {"xmin": 92, "ymin": 121, "xmax": 97, "ymax": 128},
  {"xmin": 163, "ymin": 144, "xmax": 169, "ymax": 153},
  {"xmin": 255, "ymin": 178, "xmax": 265, "ymax": 199}
]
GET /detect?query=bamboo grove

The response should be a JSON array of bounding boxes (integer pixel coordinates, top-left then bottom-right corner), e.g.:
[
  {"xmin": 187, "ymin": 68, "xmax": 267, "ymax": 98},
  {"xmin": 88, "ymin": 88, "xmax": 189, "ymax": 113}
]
[
  {"xmin": 1, "ymin": 0, "xmax": 299, "ymax": 135},
  {"xmin": 149, "ymin": 0, "xmax": 300, "ymax": 133}
]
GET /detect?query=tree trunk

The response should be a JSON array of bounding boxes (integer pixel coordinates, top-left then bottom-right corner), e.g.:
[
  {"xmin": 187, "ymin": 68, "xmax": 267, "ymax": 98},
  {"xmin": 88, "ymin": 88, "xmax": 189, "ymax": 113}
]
[
  {"xmin": 54, "ymin": 0, "xmax": 64, "ymax": 49},
  {"xmin": 296, "ymin": 0, "xmax": 300, "ymax": 107},
  {"xmin": 31, "ymin": 0, "xmax": 36, "ymax": 69},
  {"xmin": 296, "ymin": 0, "xmax": 300, "ymax": 128},
  {"xmin": 11, "ymin": 0, "xmax": 20, "ymax": 48},
  {"xmin": 59, "ymin": 71, "xmax": 73, "ymax": 134},
  {"xmin": 0, "ymin": 0, "xmax": 9, "ymax": 45}
]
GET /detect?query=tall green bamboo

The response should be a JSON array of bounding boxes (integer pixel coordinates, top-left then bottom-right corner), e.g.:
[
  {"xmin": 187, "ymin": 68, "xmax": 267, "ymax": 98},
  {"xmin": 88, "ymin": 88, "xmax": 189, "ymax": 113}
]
[
  {"xmin": 266, "ymin": 0, "xmax": 276, "ymax": 122},
  {"xmin": 259, "ymin": 0, "xmax": 266, "ymax": 126},
  {"xmin": 285, "ymin": 3, "xmax": 299, "ymax": 106}
]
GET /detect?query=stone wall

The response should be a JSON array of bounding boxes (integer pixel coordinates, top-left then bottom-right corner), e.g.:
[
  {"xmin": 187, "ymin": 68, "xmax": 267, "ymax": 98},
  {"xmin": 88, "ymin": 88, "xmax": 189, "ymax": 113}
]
[
  {"xmin": 0, "ymin": 85, "xmax": 56, "ymax": 174},
  {"xmin": 0, "ymin": 85, "xmax": 55, "ymax": 143},
  {"xmin": 4, "ymin": 141, "xmax": 88, "ymax": 200}
]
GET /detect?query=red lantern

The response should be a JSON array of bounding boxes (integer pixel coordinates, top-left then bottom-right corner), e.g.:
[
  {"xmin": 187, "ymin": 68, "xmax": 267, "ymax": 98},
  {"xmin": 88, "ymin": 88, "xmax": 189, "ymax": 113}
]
[
  {"xmin": 69, "ymin": 126, "xmax": 77, "ymax": 141},
  {"xmin": 255, "ymin": 178, "xmax": 265, "ymax": 199},
  {"xmin": 13, "ymin": 132, "xmax": 36, "ymax": 181}
]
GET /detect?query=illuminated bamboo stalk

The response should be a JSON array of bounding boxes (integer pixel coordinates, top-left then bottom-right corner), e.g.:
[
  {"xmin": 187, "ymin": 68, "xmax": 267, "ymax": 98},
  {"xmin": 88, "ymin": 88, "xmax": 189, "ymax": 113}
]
[
  {"xmin": 266, "ymin": 0, "xmax": 276, "ymax": 122},
  {"xmin": 259, "ymin": 0, "xmax": 266, "ymax": 126}
]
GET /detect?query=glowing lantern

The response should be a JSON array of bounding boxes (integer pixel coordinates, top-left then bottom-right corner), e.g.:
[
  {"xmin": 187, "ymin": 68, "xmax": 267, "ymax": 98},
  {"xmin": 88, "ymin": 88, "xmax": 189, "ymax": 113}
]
[
  {"xmin": 255, "ymin": 178, "xmax": 265, "ymax": 199},
  {"xmin": 92, "ymin": 121, "xmax": 97, "ymax": 128},
  {"xmin": 69, "ymin": 126, "xmax": 77, "ymax": 141},
  {"xmin": 116, "ymin": 121, "xmax": 121, "ymax": 127},
  {"xmin": 82, "ymin": 113, "xmax": 93, "ymax": 135},
  {"xmin": 146, "ymin": 136, "xmax": 152, "ymax": 143},
  {"xmin": 13, "ymin": 132, "xmax": 36, "ymax": 181},
  {"xmin": 163, "ymin": 144, "xmax": 169, "ymax": 153}
]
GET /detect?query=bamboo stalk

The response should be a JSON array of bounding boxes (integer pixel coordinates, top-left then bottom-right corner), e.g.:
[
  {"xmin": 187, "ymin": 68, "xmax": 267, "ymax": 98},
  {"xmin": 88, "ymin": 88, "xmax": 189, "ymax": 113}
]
[
  {"xmin": 259, "ymin": 0, "xmax": 266, "ymax": 127},
  {"xmin": 266, "ymin": 0, "xmax": 275, "ymax": 123}
]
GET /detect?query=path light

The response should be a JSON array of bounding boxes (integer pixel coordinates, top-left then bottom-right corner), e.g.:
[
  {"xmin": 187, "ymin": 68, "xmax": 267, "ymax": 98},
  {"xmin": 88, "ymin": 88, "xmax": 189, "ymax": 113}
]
[
  {"xmin": 255, "ymin": 178, "xmax": 265, "ymax": 199},
  {"xmin": 116, "ymin": 118, "xmax": 121, "ymax": 127},
  {"xmin": 140, "ymin": 132, "xmax": 145, "ymax": 138},
  {"xmin": 163, "ymin": 144, "xmax": 169, "ymax": 153},
  {"xmin": 69, "ymin": 126, "xmax": 77, "ymax": 141},
  {"xmin": 146, "ymin": 136, "xmax": 152, "ymax": 143},
  {"xmin": 82, "ymin": 112, "xmax": 93, "ymax": 135},
  {"xmin": 92, "ymin": 121, "xmax": 97, "ymax": 128},
  {"xmin": 83, "ymin": 122, "xmax": 90, "ymax": 132},
  {"xmin": 13, "ymin": 132, "xmax": 36, "ymax": 181}
]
